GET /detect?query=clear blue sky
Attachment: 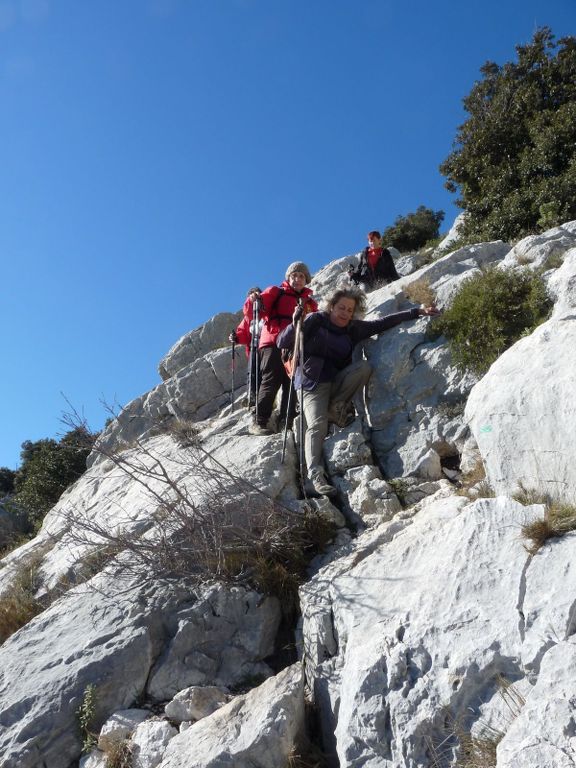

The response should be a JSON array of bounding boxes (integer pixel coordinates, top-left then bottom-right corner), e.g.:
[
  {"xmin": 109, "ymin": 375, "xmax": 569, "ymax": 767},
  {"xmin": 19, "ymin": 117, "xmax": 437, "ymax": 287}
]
[{"xmin": 1, "ymin": 0, "xmax": 574, "ymax": 469}]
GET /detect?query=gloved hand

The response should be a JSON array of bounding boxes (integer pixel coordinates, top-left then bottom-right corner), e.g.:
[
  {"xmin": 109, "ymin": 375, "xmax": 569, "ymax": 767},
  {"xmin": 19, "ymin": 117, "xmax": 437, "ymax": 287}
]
[{"xmin": 229, "ymin": 330, "xmax": 238, "ymax": 343}]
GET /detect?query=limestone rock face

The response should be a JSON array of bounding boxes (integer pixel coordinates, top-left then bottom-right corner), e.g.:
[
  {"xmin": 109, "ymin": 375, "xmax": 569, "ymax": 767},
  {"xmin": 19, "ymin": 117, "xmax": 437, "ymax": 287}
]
[
  {"xmin": 547, "ymin": 246, "xmax": 576, "ymax": 316},
  {"xmin": 499, "ymin": 220, "xmax": 576, "ymax": 272},
  {"xmin": 300, "ymin": 495, "xmax": 557, "ymax": 767},
  {"xmin": 132, "ymin": 719, "xmax": 179, "ymax": 768},
  {"xmin": 435, "ymin": 211, "xmax": 467, "ymax": 254},
  {"xmin": 158, "ymin": 311, "xmax": 243, "ymax": 381},
  {"xmin": 98, "ymin": 709, "xmax": 151, "ymax": 751},
  {"xmin": 465, "ymin": 314, "xmax": 576, "ymax": 496},
  {"xmin": 91, "ymin": 346, "xmax": 247, "ymax": 462},
  {"xmin": 158, "ymin": 663, "xmax": 305, "ymax": 768},
  {"xmin": 0, "ymin": 577, "xmax": 281, "ymax": 767},
  {"xmin": 164, "ymin": 685, "xmax": 230, "ymax": 722},
  {"xmin": 146, "ymin": 585, "xmax": 281, "ymax": 700},
  {"xmin": 6, "ymin": 222, "xmax": 576, "ymax": 768}
]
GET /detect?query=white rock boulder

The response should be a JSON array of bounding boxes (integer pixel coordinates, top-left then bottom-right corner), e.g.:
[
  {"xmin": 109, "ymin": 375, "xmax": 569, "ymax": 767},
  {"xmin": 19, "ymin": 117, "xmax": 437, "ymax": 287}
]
[{"xmin": 158, "ymin": 663, "xmax": 305, "ymax": 768}]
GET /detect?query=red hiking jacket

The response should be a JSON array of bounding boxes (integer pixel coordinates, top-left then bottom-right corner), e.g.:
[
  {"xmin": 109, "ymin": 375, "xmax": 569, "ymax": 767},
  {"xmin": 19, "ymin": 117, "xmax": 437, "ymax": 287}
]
[{"xmin": 244, "ymin": 281, "xmax": 317, "ymax": 349}]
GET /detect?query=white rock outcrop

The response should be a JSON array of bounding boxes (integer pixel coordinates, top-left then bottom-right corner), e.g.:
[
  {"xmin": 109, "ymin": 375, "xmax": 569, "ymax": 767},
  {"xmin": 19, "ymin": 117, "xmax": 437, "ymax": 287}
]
[
  {"xmin": 158, "ymin": 311, "xmax": 243, "ymax": 381},
  {"xmin": 5, "ymin": 221, "xmax": 576, "ymax": 768},
  {"xmin": 300, "ymin": 494, "xmax": 559, "ymax": 767},
  {"xmin": 132, "ymin": 719, "xmax": 179, "ymax": 768},
  {"xmin": 465, "ymin": 314, "xmax": 576, "ymax": 496},
  {"xmin": 0, "ymin": 578, "xmax": 280, "ymax": 766},
  {"xmin": 158, "ymin": 663, "xmax": 305, "ymax": 768}
]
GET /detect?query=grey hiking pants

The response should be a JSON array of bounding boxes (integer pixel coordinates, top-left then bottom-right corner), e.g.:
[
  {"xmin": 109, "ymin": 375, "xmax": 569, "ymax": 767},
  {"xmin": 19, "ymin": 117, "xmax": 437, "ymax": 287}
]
[{"xmin": 302, "ymin": 360, "xmax": 372, "ymax": 477}]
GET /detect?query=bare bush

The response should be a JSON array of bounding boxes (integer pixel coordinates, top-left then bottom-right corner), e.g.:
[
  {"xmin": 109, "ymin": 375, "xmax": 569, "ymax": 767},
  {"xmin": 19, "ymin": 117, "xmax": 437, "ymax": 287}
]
[{"xmin": 55, "ymin": 418, "xmax": 336, "ymax": 609}]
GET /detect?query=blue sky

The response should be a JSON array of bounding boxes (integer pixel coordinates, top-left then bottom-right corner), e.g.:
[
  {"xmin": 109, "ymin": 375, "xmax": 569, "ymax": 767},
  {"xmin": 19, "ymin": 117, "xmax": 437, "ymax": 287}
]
[{"xmin": 1, "ymin": 0, "xmax": 574, "ymax": 469}]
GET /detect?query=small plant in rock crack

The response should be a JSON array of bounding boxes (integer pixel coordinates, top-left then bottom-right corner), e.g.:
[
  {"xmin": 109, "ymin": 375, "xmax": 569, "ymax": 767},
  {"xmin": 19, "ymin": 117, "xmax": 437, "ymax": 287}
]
[
  {"xmin": 515, "ymin": 484, "xmax": 576, "ymax": 554},
  {"xmin": 103, "ymin": 738, "xmax": 132, "ymax": 768},
  {"xmin": 76, "ymin": 684, "xmax": 98, "ymax": 753},
  {"xmin": 387, "ymin": 478, "xmax": 409, "ymax": 507},
  {"xmin": 457, "ymin": 461, "xmax": 495, "ymax": 500},
  {"xmin": 428, "ymin": 677, "xmax": 525, "ymax": 768}
]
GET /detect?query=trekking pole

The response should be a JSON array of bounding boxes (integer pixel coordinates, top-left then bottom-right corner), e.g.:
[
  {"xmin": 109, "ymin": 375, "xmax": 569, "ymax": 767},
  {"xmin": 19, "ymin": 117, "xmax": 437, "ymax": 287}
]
[
  {"xmin": 281, "ymin": 299, "xmax": 303, "ymax": 465},
  {"xmin": 297, "ymin": 315, "xmax": 306, "ymax": 484},
  {"xmin": 247, "ymin": 326, "xmax": 255, "ymax": 410},
  {"xmin": 231, "ymin": 337, "xmax": 236, "ymax": 412},
  {"xmin": 252, "ymin": 298, "xmax": 260, "ymax": 422}
]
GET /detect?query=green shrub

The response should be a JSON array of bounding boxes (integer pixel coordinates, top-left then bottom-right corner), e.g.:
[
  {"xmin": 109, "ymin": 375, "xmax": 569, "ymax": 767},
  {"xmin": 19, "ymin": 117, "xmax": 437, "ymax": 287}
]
[
  {"xmin": 382, "ymin": 206, "xmax": 445, "ymax": 252},
  {"xmin": 432, "ymin": 267, "xmax": 552, "ymax": 376},
  {"xmin": 0, "ymin": 468, "xmax": 16, "ymax": 495},
  {"xmin": 76, "ymin": 684, "xmax": 98, "ymax": 754},
  {"xmin": 13, "ymin": 426, "xmax": 97, "ymax": 532}
]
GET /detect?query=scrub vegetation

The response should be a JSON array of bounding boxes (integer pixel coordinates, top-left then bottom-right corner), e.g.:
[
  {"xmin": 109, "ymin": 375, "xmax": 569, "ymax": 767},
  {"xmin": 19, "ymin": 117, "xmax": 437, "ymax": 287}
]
[{"xmin": 431, "ymin": 266, "xmax": 552, "ymax": 376}]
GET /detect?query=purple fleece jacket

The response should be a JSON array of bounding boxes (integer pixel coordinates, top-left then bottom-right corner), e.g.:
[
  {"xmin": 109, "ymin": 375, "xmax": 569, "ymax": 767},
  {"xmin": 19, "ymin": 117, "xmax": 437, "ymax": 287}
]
[{"xmin": 276, "ymin": 307, "xmax": 420, "ymax": 391}]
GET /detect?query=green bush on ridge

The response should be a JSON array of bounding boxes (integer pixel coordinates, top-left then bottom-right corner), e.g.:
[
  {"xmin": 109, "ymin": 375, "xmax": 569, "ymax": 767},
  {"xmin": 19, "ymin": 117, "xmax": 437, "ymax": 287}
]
[
  {"xmin": 382, "ymin": 206, "xmax": 445, "ymax": 253},
  {"xmin": 431, "ymin": 266, "xmax": 552, "ymax": 376}
]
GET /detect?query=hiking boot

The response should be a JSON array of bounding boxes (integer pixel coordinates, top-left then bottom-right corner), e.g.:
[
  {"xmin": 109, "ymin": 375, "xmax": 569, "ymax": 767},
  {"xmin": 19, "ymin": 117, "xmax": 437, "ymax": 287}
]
[
  {"xmin": 327, "ymin": 400, "xmax": 356, "ymax": 428},
  {"xmin": 248, "ymin": 422, "xmax": 273, "ymax": 436},
  {"xmin": 306, "ymin": 470, "xmax": 336, "ymax": 497}
]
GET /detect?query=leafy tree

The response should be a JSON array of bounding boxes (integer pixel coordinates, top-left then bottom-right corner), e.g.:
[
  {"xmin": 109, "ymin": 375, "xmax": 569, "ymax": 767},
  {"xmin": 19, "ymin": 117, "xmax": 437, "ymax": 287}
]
[
  {"xmin": 432, "ymin": 266, "xmax": 552, "ymax": 376},
  {"xmin": 440, "ymin": 28, "xmax": 576, "ymax": 242},
  {"xmin": 0, "ymin": 468, "xmax": 16, "ymax": 496},
  {"xmin": 13, "ymin": 427, "xmax": 97, "ymax": 530},
  {"xmin": 382, "ymin": 206, "xmax": 445, "ymax": 252}
]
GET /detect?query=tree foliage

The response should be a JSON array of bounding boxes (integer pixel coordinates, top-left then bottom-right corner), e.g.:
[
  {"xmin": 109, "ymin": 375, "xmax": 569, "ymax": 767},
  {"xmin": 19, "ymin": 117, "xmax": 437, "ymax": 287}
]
[
  {"xmin": 382, "ymin": 205, "xmax": 445, "ymax": 252},
  {"xmin": 440, "ymin": 28, "xmax": 576, "ymax": 242},
  {"xmin": 0, "ymin": 468, "xmax": 16, "ymax": 496},
  {"xmin": 13, "ymin": 427, "xmax": 97, "ymax": 530},
  {"xmin": 431, "ymin": 267, "xmax": 552, "ymax": 376}
]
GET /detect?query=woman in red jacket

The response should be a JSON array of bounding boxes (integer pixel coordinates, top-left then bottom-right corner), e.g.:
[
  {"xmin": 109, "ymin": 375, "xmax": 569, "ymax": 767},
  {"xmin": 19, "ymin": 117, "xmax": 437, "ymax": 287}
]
[{"xmin": 245, "ymin": 262, "xmax": 317, "ymax": 435}]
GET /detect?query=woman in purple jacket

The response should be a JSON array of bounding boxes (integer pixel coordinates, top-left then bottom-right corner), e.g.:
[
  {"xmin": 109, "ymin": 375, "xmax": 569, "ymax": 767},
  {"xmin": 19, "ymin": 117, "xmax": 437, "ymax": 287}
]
[{"xmin": 277, "ymin": 288, "xmax": 439, "ymax": 496}]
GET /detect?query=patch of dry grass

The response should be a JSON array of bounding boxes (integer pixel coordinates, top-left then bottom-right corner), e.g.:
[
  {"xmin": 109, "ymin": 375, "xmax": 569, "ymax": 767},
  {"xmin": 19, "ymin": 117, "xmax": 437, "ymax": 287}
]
[
  {"xmin": 429, "ymin": 678, "xmax": 525, "ymax": 768},
  {"xmin": 521, "ymin": 500, "xmax": 576, "ymax": 554},
  {"xmin": 404, "ymin": 279, "xmax": 437, "ymax": 307},
  {"xmin": 104, "ymin": 739, "xmax": 132, "ymax": 768},
  {"xmin": 0, "ymin": 555, "xmax": 44, "ymax": 644},
  {"xmin": 457, "ymin": 461, "xmax": 495, "ymax": 500}
]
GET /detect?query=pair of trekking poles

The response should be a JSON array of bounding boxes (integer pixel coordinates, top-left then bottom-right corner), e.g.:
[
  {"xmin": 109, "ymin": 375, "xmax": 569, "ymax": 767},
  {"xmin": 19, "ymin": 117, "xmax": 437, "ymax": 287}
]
[
  {"xmin": 280, "ymin": 299, "xmax": 305, "ymax": 471},
  {"xmin": 230, "ymin": 297, "xmax": 261, "ymax": 422},
  {"xmin": 230, "ymin": 297, "xmax": 305, "ymax": 473}
]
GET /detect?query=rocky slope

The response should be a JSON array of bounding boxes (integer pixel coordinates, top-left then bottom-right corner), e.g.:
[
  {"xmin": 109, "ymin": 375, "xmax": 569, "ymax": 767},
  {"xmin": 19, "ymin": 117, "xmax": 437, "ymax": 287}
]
[{"xmin": 1, "ymin": 221, "xmax": 576, "ymax": 767}]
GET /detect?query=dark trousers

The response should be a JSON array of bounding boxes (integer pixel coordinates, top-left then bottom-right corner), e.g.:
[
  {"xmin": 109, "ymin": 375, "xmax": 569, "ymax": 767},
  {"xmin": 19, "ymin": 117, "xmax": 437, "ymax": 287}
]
[{"xmin": 256, "ymin": 346, "xmax": 296, "ymax": 427}]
